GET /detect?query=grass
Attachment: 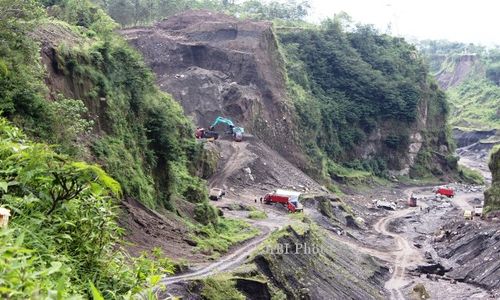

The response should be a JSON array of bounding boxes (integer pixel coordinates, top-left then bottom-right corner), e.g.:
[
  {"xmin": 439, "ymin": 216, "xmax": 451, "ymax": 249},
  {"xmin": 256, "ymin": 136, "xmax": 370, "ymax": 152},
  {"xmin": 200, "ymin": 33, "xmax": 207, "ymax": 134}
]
[
  {"xmin": 448, "ymin": 79, "xmax": 500, "ymax": 130},
  {"xmin": 248, "ymin": 210, "xmax": 267, "ymax": 220},
  {"xmin": 201, "ymin": 275, "xmax": 245, "ymax": 300},
  {"xmin": 327, "ymin": 161, "xmax": 373, "ymax": 184},
  {"xmin": 458, "ymin": 166, "xmax": 485, "ymax": 185},
  {"xmin": 192, "ymin": 218, "xmax": 259, "ymax": 256}
]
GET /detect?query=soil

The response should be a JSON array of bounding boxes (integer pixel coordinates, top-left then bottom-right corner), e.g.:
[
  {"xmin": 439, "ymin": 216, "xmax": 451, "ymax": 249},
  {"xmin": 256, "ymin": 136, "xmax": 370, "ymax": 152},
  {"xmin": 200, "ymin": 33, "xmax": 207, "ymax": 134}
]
[
  {"xmin": 435, "ymin": 54, "xmax": 481, "ymax": 89},
  {"xmin": 118, "ymin": 197, "xmax": 207, "ymax": 263},
  {"xmin": 120, "ymin": 10, "xmax": 309, "ymax": 169}
]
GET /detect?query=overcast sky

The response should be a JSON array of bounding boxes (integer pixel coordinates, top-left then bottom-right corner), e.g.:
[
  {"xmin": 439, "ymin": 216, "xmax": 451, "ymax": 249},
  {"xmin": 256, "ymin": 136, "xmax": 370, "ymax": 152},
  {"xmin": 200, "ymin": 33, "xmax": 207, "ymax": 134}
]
[{"xmin": 307, "ymin": 0, "xmax": 499, "ymax": 45}]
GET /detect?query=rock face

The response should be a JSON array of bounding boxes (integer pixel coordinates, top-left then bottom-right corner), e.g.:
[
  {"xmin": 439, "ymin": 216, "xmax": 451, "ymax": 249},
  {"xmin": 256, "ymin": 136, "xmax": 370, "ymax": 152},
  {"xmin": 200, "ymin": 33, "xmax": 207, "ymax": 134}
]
[
  {"xmin": 434, "ymin": 221, "xmax": 500, "ymax": 291},
  {"xmin": 484, "ymin": 146, "xmax": 500, "ymax": 213},
  {"xmin": 434, "ymin": 54, "xmax": 481, "ymax": 89},
  {"xmin": 453, "ymin": 128, "xmax": 497, "ymax": 148},
  {"xmin": 121, "ymin": 10, "xmax": 307, "ymax": 168}
]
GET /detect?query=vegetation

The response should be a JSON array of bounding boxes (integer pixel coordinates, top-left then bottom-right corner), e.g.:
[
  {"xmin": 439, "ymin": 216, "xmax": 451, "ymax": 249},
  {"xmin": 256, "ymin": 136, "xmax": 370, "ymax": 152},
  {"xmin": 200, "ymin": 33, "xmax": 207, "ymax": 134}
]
[
  {"xmin": 485, "ymin": 145, "xmax": 500, "ymax": 213},
  {"xmin": 458, "ymin": 166, "xmax": 484, "ymax": 185},
  {"xmin": 417, "ymin": 40, "xmax": 500, "ymax": 130},
  {"xmin": 0, "ymin": 118, "xmax": 173, "ymax": 298},
  {"xmin": 201, "ymin": 275, "xmax": 245, "ymax": 300},
  {"xmin": 447, "ymin": 79, "xmax": 500, "ymax": 129},
  {"xmin": 277, "ymin": 17, "xmax": 451, "ymax": 178},
  {"xmin": 92, "ymin": 0, "xmax": 310, "ymax": 27},
  {"xmin": 192, "ymin": 218, "xmax": 259, "ymax": 256},
  {"xmin": 248, "ymin": 210, "xmax": 267, "ymax": 220}
]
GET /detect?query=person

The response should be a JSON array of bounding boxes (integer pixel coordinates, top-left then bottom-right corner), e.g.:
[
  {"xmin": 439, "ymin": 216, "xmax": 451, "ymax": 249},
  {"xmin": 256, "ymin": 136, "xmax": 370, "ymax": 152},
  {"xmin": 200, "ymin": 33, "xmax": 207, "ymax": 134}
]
[
  {"xmin": 259, "ymin": 197, "xmax": 262, "ymax": 203},
  {"xmin": 254, "ymin": 198, "xmax": 257, "ymax": 203}
]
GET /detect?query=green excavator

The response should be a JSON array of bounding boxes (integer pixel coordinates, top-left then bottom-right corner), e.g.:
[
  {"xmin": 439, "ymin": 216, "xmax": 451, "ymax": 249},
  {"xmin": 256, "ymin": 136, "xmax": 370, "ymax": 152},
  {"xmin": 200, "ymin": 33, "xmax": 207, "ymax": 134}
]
[{"xmin": 195, "ymin": 116, "xmax": 244, "ymax": 142}]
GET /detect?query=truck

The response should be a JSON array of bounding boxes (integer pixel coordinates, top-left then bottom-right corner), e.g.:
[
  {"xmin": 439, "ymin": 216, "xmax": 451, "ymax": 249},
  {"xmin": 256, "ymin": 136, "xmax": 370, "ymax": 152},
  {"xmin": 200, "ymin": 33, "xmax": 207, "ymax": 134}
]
[
  {"xmin": 209, "ymin": 188, "xmax": 225, "ymax": 201},
  {"xmin": 436, "ymin": 187, "xmax": 454, "ymax": 198},
  {"xmin": 408, "ymin": 194, "xmax": 417, "ymax": 207},
  {"xmin": 264, "ymin": 189, "xmax": 303, "ymax": 213},
  {"xmin": 474, "ymin": 206, "xmax": 483, "ymax": 217},
  {"xmin": 195, "ymin": 128, "xmax": 219, "ymax": 140}
]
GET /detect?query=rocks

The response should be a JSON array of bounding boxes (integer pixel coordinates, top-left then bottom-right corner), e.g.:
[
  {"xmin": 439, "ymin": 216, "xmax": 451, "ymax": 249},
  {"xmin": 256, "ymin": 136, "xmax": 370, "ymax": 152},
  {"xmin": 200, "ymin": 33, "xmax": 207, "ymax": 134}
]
[
  {"xmin": 433, "ymin": 221, "xmax": 500, "ymax": 290},
  {"xmin": 412, "ymin": 263, "xmax": 451, "ymax": 276},
  {"xmin": 253, "ymin": 226, "xmax": 389, "ymax": 299},
  {"xmin": 374, "ymin": 200, "xmax": 397, "ymax": 210}
]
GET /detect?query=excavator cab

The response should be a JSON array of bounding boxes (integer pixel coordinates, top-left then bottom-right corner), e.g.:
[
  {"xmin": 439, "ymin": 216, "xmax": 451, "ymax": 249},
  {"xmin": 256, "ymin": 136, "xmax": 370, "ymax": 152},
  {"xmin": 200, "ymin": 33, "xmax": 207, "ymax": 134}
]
[{"xmin": 233, "ymin": 126, "xmax": 244, "ymax": 142}]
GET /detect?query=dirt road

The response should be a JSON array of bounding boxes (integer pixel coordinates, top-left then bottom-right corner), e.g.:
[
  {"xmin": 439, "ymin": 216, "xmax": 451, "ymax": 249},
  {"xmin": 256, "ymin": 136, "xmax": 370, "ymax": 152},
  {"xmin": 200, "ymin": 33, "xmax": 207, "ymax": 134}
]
[
  {"xmin": 372, "ymin": 188, "xmax": 426, "ymax": 300},
  {"xmin": 452, "ymin": 192, "xmax": 482, "ymax": 212},
  {"xmin": 159, "ymin": 224, "xmax": 272, "ymax": 286},
  {"xmin": 374, "ymin": 207, "xmax": 423, "ymax": 300}
]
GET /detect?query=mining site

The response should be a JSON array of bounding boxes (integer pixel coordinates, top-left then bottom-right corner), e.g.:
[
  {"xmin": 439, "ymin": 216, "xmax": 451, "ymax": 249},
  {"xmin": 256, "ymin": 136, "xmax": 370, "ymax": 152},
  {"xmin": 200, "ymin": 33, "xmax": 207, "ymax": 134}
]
[{"xmin": 2, "ymin": 1, "xmax": 499, "ymax": 300}]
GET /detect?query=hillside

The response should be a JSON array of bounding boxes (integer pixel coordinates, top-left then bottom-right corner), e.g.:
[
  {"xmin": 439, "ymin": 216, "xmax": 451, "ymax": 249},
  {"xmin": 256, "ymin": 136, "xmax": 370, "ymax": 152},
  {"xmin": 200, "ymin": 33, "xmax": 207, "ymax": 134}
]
[
  {"xmin": 0, "ymin": 1, "xmax": 246, "ymax": 297},
  {"xmin": 485, "ymin": 146, "xmax": 500, "ymax": 213},
  {"xmin": 417, "ymin": 40, "xmax": 500, "ymax": 130},
  {"xmin": 122, "ymin": 11, "xmax": 456, "ymax": 181}
]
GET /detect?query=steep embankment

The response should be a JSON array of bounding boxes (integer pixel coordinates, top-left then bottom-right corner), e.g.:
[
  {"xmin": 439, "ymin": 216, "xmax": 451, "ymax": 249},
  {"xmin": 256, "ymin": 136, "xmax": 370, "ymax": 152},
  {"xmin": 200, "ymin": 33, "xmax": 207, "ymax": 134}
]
[
  {"xmin": 485, "ymin": 146, "xmax": 500, "ymax": 213},
  {"xmin": 122, "ymin": 11, "xmax": 454, "ymax": 180}
]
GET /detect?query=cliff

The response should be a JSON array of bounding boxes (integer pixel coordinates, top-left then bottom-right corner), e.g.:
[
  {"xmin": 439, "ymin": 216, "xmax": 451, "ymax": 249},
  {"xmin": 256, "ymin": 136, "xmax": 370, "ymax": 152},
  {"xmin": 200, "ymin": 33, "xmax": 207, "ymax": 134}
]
[
  {"xmin": 121, "ymin": 10, "xmax": 308, "ymax": 169},
  {"xmin": 484, "ymin": 146, "xmax": 500, "ymax": 213},
  {"xmin": 122, "ymin": 10, "xmax": 454, "ymax": 179}
]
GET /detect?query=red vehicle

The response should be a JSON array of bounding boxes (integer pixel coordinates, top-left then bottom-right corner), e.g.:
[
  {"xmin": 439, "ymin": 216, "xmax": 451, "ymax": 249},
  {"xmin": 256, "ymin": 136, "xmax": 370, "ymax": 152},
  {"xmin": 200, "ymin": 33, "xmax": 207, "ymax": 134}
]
[
  {"xmin": 195, "ymin": 128, "xmax": 219, "ymax": 140},
  {"xmin": 408, "ymin": 195, "xmax": 417, "ymax": 207},
  {"xmin": 264, "ymin": 189, "xmax": 303, "ymax": 213},
  {"xmin": 436, "ymin": 188, "xmax": 454, "ymax": 198}
]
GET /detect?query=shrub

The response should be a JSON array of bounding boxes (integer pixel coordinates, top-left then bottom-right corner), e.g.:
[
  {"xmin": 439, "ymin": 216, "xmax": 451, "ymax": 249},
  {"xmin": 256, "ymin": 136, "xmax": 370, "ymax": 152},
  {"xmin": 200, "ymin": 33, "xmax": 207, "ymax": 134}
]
[
  {"xmin": 248, "ymin": 210, "xmax": 268, "ymax": 220},
  {"xmin": 0, "ymin": 118, "xmax": 169, "ymax": 298},
  {"xmin": 194, "ymin": 202, "xmax": 219, "ymax": 225}
]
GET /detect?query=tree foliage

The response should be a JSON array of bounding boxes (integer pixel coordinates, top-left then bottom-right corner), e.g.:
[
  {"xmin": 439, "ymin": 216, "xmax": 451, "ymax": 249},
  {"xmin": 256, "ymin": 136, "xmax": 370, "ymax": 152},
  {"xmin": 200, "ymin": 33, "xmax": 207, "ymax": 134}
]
[
  {"xmin": 278, "ymin": 19, "xmax": 441, "ymax": 172},
  {"xmin": 0, "ymin": 118, "xmax": 173, "ymax": 298},
  {"xmin": 91, "ymin": 0, "xmax": 310, "ymax": 26},
  {"xmin": 0, "ymin": 0, "xmax": 48, "ymax": 134},
  {"xmin": 0, "ymin": 0, "xmax": 209, "ymax": 209}
]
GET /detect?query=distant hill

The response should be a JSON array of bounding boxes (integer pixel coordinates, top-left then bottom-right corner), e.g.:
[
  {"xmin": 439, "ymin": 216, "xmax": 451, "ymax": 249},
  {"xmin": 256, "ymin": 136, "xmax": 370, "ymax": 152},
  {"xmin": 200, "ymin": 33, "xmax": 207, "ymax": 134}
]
[{"xmin": 416, "ymin": 40, "xmax": 500, "ymax": 130}]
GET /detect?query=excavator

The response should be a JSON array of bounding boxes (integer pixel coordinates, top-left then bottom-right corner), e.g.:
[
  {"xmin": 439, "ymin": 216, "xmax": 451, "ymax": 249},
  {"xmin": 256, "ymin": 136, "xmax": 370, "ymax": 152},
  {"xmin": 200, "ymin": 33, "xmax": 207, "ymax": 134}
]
[{"xmin": 195, "ymin": 116, "xmax": 244, "ymax": 142}]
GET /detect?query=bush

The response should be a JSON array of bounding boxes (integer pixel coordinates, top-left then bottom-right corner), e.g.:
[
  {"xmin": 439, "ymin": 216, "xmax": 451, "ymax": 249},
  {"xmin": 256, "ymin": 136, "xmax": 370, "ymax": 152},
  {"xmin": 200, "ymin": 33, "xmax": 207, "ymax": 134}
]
[
  {"xmin": 0, "ymin": 118, "xmax": 169, "ymax": 298},
  {"xmin": 193, "ymin": 218, "xmax": 259, "ymax": 255},
  {"xmin": 201, "ymin": 276, "xmax": 245, "ymax": 300},
  {"xmin": 248, "ymin": 210, "xmax": 267, "ymax": 220},
  {"xmin": 194, "ymin": 202, "xmax": 219, "ymax": 225},
  {"xmin": 458, "ymin": 166, "xmax": 484, "ymax": 185}
]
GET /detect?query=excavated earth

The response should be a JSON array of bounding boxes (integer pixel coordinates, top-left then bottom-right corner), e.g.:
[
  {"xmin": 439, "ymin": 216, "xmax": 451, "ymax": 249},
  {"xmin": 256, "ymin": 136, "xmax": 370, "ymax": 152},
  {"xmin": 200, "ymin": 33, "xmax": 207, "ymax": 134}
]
[{"xmin": 120, "ymin": 10, "xmax": 308, "ymax": 169}]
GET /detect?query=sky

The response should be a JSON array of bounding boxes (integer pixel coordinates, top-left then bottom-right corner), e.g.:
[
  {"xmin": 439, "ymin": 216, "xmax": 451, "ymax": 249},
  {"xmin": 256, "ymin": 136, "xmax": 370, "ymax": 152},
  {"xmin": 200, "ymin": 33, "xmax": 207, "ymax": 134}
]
[{"xmin": 307, "ymin": 0, "xmax": 499, "ymax": 45}]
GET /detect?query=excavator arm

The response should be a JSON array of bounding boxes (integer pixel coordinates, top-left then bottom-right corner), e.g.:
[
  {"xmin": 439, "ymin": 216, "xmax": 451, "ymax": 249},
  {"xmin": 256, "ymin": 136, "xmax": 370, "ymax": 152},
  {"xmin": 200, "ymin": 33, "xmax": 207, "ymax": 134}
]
[
  {"xmin": 208, "ymin": 116, "xmax": 244, "ymax": 141},
  {"xmin": 210, "ymin": 117, "xmax": 234, "ymax": 130}
]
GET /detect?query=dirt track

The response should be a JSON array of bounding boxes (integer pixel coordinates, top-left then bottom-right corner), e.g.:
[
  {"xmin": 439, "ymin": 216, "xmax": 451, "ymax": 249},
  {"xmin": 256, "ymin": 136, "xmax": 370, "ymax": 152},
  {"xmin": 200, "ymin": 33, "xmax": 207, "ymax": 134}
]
[
  {"xmin": 374, "ymin": 206, "xmax": 422, "ymax": 300},
  {"xmin": 159, "ymin": 224, "xmax": 272, "ymax": 286}
]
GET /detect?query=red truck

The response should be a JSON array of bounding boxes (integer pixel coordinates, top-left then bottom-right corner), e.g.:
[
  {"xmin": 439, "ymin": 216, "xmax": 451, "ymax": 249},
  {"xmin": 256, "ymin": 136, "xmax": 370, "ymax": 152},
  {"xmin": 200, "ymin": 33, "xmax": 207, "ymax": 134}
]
[
  {"xmin": 436, "ymin": 187, "xmax": 454, "ymax": 198},
  {"xmin": 264, "ymin": 189, "xmax": 303, "ymax": 213}
]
